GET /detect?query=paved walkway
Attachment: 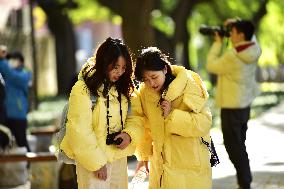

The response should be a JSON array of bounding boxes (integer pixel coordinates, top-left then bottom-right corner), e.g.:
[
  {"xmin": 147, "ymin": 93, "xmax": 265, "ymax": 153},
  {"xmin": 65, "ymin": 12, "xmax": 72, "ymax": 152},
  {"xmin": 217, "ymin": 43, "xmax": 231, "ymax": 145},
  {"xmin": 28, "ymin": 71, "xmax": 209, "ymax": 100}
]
[
  {"xmin": 212, "ymin": 101, "xmax": 284, "ymax": 189},
  {"xmin": 127, "ymin": 101, "xmax": 284, "ymax": 189}
]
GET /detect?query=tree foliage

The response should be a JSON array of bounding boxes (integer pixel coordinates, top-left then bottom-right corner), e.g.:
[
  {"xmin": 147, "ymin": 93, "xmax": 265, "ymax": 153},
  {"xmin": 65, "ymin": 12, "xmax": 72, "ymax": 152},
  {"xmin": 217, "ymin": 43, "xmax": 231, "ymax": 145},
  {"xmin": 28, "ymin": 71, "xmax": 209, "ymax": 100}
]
[
  {"xmin": 37, "ymin": 0, "xmax": 284, "ymax": 96},
  {"xmin": 258, "ymin": 0, "xmax": 284, "ymax": 66},
  {"xmin": 67, "ymin": 0, "xmax": 121, "ymax": 24}
]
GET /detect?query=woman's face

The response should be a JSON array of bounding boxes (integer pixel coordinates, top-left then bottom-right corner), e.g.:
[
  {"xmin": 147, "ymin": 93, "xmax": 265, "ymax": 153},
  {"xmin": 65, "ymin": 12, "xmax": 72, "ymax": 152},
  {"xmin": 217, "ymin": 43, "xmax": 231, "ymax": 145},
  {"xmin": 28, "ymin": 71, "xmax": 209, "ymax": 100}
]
[
  {"xmin": 107, "ymin": 56, "xmax": 126, "ymax": 83},
  {"xmin": 142, "ymin": 68, "xmax": 166, "ymax": 92}
]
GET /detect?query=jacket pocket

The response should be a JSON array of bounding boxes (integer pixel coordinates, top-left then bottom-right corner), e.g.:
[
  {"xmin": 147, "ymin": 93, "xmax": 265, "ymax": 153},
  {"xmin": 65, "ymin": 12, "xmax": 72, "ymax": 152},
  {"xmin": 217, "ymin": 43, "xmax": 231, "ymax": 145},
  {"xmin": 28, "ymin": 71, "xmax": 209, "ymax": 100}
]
[{"xmin": 169, "ymin": 134, "xmax": 201, "ymax": 169}]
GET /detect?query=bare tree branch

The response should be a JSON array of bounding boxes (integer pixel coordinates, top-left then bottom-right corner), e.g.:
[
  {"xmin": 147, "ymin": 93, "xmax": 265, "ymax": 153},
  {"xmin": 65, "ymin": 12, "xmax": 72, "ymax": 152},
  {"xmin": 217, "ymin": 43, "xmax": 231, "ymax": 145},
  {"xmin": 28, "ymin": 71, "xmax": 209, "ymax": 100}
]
[{"xmin": 252, "ymin": 0, "xmax": 269, "ymax": 29}]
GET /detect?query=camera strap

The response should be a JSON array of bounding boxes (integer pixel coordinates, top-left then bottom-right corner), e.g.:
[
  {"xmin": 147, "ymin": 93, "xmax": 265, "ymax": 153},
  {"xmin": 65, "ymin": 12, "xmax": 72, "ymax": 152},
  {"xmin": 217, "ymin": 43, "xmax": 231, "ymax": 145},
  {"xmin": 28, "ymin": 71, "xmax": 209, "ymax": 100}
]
[{"xmin": 106, "ymin": 92, "xmax": 123, "ymax": 135}]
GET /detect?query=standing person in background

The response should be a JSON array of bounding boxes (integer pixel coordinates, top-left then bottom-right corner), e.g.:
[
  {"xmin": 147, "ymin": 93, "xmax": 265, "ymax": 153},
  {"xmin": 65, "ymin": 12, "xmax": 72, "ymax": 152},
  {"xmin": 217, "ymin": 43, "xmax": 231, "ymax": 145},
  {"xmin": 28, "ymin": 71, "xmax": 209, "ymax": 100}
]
[
  {"xmin": 60, "ymin": 37, "xmax": 144, "ymax": 189},
  {"xmin": 0, "ymin": 50, "xmax": 32, "ymax": 152},
  {"xmin": 206, "ymin": 18, "xmax": 261, "ymax": 189},
  {"xmin": 133, "ymin": 47, "xmax": 212, "ymax": 189}
]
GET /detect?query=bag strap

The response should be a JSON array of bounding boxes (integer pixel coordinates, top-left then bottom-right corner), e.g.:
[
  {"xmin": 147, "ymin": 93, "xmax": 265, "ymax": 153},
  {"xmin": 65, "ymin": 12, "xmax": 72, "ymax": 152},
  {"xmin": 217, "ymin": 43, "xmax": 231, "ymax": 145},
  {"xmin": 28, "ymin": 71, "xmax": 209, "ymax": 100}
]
[
  {"xmin": 201, "ymin": 137, "xmax": 212, "ymax": 152},
  {"xmin": 201, "ymin": 136, "xmax": 220, "ymax": 167},
  {"xmin": 78, "ymin": 76, "xmax": 97, "ymax": 110}
]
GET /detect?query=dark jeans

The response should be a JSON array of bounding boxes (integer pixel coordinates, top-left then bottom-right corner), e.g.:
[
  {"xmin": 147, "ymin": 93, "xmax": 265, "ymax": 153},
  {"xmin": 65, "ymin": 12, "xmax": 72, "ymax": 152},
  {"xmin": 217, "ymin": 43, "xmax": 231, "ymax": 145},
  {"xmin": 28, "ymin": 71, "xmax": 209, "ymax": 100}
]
[
  {"xmin": 5, "ymin": 118, "xmax": 30, "ymax": 152},
  {"xmin": 221, "ymin": 107, "xmax": 252, "ymax": 189}
]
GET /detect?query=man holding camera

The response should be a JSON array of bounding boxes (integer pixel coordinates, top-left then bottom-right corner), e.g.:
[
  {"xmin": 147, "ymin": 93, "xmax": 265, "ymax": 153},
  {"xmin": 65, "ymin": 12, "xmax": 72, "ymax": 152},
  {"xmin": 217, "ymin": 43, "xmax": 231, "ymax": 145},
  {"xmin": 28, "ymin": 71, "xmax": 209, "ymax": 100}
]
[{"xmin": 206, "ymin": 19, "xmax": 261, "ymax": 189}]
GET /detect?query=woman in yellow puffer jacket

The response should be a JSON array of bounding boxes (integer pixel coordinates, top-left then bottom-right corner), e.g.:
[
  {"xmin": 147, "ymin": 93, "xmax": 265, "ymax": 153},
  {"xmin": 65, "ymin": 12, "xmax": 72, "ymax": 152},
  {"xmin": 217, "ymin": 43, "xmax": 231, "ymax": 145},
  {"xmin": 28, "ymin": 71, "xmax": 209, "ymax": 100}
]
[
  {"xmin": 60, "ymin": 37, "xmax": 144, "ymax": 189},
  {"xmin": 133, "ymin": 47, "xmax": 212, "ymax": 189}
]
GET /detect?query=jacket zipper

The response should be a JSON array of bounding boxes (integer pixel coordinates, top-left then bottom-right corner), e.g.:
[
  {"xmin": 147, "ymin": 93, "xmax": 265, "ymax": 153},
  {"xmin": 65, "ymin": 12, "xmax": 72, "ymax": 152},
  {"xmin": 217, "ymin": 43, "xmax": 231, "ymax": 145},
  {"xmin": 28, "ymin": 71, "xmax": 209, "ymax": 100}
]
[{"xmin": 160, "ymin": 170, "xmax": 163, "ymax": 187}]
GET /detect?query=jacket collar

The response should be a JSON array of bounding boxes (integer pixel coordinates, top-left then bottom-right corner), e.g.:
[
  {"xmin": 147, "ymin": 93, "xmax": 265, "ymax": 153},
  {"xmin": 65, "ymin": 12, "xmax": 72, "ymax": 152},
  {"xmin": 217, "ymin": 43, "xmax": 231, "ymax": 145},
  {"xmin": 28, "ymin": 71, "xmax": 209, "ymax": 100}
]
[
  {"xmin": 235, "ymin": 41, "xmax": 255, "ymax": 52},
  {"xmin": 164, "ymin": 65, "xmax": 188, "ymax": 101},
  {"xmin": 140, "ymin": 65, "xmax": 188, "ymax": 102}
]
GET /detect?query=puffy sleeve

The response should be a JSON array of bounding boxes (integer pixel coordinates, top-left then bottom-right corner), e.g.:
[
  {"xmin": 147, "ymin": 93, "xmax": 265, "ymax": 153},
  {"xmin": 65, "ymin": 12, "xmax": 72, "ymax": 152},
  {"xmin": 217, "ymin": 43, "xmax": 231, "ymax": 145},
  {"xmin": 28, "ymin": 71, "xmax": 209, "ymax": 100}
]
[
  {"xmin": 165, "ymin": 107, "xmax": 212, "ymax": 137},
  {"xmin": 123, "ymin": 90, "xmax": 145, "ymax": 146},
  {"xmin": 206, "ymin": 41, "xmax": 234, "ymax": 75},
  {"xmin": 63, "ymin": 80, "xmax": 107, "ymax": 171},
  {"xmin": 165, "ymin": 72, "xmax": 212, "ymax": 137},
  {"xmin": 135, "ymin": 120, "xmax": 152, "ymax": 161},
  {"xmin": 124, "ymin": 90, "xmax": 153, "ymax": 161}
]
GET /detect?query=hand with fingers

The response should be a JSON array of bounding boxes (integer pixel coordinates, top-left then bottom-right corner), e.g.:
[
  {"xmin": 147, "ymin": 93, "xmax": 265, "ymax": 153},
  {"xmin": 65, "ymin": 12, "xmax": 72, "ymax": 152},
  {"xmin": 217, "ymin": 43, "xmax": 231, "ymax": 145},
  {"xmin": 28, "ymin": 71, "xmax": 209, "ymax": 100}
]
[
  {"xmin": 224, "ymin": 17, "xmax": 241, "ymax": 26},
  {"xmin": 135, "ymin": 161, "xmax": 149, "ymax": 174},
  {"xmin": 114, "ymin": 132, "xmax": 131, "ymax": 149},
  {"xmin": 94, "ymin": 165, "xmax": 107, "ymax": 180},
  {"xmin": 214, "ymin": 32, "xmax": 223, "ymax": 42},
  {"xmin": 160, "ymin": 100, "xmax": 171, "ymax": 118}
]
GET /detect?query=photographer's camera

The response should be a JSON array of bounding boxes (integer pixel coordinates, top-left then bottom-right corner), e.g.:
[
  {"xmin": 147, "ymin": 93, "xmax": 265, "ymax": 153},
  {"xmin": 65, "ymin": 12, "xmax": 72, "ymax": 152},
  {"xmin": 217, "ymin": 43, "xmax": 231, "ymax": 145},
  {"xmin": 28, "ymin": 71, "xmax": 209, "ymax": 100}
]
[{"xmin": 199, "ymin": 25, "xmax": 231, "ymax": 37}]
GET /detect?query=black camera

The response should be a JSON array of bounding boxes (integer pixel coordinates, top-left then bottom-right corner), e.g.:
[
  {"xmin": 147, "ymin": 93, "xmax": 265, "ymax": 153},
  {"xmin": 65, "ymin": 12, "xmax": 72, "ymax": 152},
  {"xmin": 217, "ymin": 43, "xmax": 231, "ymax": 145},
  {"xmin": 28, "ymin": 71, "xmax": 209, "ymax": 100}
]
[
  {"xmin": 199, "ymin": 25, "xmax": 231, "ymax": 37},
  {"xmin": 106, "ymin": 131, "xmax": 123, "ymax": 145}
]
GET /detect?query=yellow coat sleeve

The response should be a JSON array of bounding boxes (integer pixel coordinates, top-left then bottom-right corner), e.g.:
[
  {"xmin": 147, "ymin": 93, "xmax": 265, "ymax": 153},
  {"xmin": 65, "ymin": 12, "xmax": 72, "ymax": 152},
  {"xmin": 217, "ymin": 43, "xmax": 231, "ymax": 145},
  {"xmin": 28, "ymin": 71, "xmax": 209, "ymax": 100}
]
[
  {"xmin": 62, "ymin": 81, "xmax": 107, "ymax": 171},
  {"xmin": 135, "ymin": 121, "xmax": 153, "ymax": 161},
  {"xmin": 123, "ymin": 91, "xmax": 145, "ymax": 146},
  {"xmin": 165, "ymin": 107, "xmax": 212, "ymax": 137},
  {"xmin": 165, "ymin": 73, "xmax": 212, "ymax": 137},
  {"xmin": 206, "ymin": 41, "xmax": 236, "ymax": 75},
  {"xmin": 124, "ymin": 90, "xmax": 152, "ymax": 161}
]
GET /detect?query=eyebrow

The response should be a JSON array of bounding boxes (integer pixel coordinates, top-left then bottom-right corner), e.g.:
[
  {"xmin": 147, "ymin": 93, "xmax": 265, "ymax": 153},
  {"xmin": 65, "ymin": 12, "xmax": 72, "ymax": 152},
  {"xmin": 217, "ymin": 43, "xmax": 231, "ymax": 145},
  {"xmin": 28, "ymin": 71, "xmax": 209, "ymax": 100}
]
[{"xmin": 143, "ymin": 74, "xmax": 158, "ymax": 79}]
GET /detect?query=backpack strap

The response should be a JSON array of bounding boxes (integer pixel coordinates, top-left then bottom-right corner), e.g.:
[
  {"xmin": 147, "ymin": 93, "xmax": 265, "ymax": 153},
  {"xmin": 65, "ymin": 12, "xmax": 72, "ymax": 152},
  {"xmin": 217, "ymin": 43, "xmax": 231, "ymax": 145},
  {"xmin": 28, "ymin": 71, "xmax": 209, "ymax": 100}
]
[{"xmin": 78, "ymin": 75, "xmax": 97, "ymax": 110}]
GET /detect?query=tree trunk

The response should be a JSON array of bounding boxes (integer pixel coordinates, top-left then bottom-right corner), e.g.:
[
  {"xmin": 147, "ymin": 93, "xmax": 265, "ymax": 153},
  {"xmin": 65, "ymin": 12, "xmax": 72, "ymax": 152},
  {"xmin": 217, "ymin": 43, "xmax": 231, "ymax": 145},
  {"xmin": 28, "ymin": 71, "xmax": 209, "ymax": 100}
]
[
  {"xmin": 252, "ymin": 0, "xmax": 269, "ymax": 30},
  {"xmin": 37, "ymin": 0, "xmax": 77, "ymax": 95},
  {"xmin": 171, "ymin": 0, "xmax": 212, "ymax": 69},
  {"xmin": 50, "ymin": 16, "xmax": 76, "ymax": 95},
  {"xmin": 182, "ymin": 28, "xmax": 190, "ymax": 69},
  {"xmin": 154, "ymin": 28, "xmax": 174, "ymax": 57},
  {"xmin": 171, "ymin": 0, "xmax": 192, "ymax": 68},
  {"xmin": 97, "ymin": 0, "xmax": 156, "ymax": 57},
  {"xmin": 121, "ymin": 20, "xmax": 155, "ymax": 57}
]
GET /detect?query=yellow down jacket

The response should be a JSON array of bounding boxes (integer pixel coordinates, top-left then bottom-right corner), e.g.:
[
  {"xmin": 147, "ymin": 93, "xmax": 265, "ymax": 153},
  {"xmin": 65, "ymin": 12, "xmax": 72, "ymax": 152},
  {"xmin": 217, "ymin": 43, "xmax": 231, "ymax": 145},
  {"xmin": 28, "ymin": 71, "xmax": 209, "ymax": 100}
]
[
  {"xmin": 133, "ymin": 65, "xmax": 212, "ymax": 189},
  {"xmin": 60, "ymin": 74, "xmax": 144, "ymax": 172}
]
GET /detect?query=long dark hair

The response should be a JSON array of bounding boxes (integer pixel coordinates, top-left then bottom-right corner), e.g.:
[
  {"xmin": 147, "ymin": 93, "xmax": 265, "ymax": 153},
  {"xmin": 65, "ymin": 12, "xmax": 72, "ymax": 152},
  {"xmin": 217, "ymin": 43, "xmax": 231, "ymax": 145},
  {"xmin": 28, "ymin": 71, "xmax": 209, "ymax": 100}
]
[
  {"xmin": 82, "ymin": 37, "xmax": 134, "ymax": 100},
  {"xmin": 135, "ymin": 47, "xmax": 175, "ymax": 93}
]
